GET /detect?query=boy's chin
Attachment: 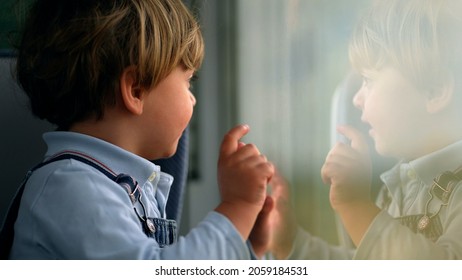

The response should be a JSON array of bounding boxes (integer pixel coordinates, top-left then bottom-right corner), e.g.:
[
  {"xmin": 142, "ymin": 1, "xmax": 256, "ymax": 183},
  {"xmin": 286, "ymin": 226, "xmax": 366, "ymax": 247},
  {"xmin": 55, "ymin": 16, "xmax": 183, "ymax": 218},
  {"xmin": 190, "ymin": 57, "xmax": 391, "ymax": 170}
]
[
  {"xmin": 374, "ymin": 141, "xmax": 402, "ymax": 160},
  {"xmin": 163, "ymin": 142, "xmax": 180, "ymax": 159},
  {"xmin": 373, "ymin": 141, "xmax": 390, "ymax": 157}
]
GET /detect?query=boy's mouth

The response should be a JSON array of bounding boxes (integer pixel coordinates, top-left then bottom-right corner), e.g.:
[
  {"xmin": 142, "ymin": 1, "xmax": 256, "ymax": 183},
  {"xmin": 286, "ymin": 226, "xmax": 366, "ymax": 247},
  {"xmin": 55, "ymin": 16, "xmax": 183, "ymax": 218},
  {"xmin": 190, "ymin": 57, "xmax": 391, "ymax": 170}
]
[
  {"xmin": 360, "ymin": 119, "xmax": 375, "ymax": 140},
  {"xmin": 368, "ymin": 128, "xmax": 375, "ymax": 139}
]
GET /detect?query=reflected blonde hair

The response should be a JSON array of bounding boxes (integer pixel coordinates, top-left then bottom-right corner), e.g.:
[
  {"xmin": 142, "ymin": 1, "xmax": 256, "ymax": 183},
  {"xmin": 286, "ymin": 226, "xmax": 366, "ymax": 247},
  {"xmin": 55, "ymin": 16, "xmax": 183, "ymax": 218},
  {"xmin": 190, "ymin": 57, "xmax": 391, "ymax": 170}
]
[
  {"xmin": 16, "ymin": 0, "xmax": 204, "ymax": 129},
  {"xmin": 349, "ymin": 0, "xmax": 462, "ymax": 94}
]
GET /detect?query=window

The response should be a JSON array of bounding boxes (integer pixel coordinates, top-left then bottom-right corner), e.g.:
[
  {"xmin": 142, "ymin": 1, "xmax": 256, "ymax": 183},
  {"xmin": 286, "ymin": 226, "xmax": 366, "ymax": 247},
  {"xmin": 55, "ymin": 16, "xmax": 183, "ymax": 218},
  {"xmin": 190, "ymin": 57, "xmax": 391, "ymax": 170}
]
[
  {"xmin": 235, "ymin": 0, "xmax": 372, "ymax": 243},
  {"xmin": 188, "ymin": 0, "xmax": 371, "ymax": 243}
]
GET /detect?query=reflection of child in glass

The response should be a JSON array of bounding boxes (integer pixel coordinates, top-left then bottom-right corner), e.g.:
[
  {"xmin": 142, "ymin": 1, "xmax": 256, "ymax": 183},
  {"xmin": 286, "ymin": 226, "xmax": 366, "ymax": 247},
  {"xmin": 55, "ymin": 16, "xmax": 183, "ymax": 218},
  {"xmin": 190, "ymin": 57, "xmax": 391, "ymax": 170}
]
[
  {"xmin": 268, "ymin": 0, "xmax": 462, "ymax": 259},
  {"xmin": 9, "ymin": 0, "xmax": 274, "ymax": 259}
]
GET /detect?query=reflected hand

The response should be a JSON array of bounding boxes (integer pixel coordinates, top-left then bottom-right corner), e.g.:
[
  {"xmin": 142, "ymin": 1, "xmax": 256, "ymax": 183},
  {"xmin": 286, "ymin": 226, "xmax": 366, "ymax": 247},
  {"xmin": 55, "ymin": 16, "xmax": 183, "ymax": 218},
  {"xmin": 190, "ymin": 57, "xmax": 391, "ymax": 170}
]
[
  {"xmin": 321, "ymin": 125, "xmax": 372, "ymax": 211},
  {"xmin": 268, "ymin": 169, "xmax": 298, "ymax": 259}
]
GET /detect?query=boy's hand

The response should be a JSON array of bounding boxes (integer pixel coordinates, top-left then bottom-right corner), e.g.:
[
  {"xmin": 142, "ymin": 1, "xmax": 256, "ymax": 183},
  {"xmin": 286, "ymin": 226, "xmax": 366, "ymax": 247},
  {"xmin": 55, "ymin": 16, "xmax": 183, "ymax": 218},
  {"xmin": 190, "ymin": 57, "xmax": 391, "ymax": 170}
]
[
  {"xmin": 218, "ymin": 125, "xmax": 274, "ymax": 208},
  {"xmin": 215, "ymin": 125, "xmax": 274, "ymax": 240},
  {"xmin": 248, "ymin": 196, "xmax": 274, "ymax": 258},
  {"xmin": 321, "ymin": 125, "xmax": 372, "ymax": 211}
]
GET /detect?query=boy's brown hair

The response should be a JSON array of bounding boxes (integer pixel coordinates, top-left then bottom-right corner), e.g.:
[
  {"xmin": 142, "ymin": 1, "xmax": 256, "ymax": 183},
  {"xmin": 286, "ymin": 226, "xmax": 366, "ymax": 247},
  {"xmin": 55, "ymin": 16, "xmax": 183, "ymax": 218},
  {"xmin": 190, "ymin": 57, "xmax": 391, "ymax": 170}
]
[
  {"xmin": 16, "ymin": 0, "xmax": 204, "ymax": 130},
  {"xmin": 349, "ymin": 0, "xmax": 462, "ymax": 95}
]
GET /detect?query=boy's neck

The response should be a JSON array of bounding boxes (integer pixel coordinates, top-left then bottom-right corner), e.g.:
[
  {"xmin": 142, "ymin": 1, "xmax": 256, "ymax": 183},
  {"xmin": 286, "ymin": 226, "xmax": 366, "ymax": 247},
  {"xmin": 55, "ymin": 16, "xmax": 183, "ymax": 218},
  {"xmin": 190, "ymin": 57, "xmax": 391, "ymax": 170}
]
[{"xmin": 69, "ymin": 115, "xmax": 140, "ymax": 156}]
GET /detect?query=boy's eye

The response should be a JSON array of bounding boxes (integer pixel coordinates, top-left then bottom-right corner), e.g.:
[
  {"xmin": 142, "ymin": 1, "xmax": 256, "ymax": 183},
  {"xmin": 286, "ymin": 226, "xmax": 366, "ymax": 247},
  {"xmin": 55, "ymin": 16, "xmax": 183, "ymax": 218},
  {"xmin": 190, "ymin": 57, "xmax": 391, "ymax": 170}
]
[
  {"xmin": 362, "ymin": 77, "xmax": 372, "ymax": 88},
  {"xmin": 190, "ymin": 74, "xmax": 198, "ymax": 83},
  {"xmin": 189, "ymin": 74, "xmax": 198, "ymax": 89},
  {"xmin": 188, "ymin": 74, "xmax": 198, "ymax": 89}
]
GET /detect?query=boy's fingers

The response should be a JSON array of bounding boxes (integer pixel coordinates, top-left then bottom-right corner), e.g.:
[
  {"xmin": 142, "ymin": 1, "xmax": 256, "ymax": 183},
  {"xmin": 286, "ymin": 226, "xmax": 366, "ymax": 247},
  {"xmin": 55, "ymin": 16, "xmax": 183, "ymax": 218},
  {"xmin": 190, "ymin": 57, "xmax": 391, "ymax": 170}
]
[
  {"xmin": 336, "ymin": 125, "xmax": 369, "ymax": 156},
  {"xmin": 261, "ymin": 195, "xmax": 275, "ymax": 215},
  {"xmin": 219, "ymin": 125, "xmax": 250, "ymax": 158}
]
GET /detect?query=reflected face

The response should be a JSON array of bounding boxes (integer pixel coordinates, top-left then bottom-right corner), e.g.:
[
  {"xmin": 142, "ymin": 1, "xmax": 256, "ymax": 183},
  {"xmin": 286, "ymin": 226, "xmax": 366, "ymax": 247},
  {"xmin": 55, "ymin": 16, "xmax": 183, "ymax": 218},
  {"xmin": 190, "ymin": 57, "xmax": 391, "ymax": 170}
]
[{"xmin": 353, "ymin": 67, "xmax": 431, "ymax": 160}]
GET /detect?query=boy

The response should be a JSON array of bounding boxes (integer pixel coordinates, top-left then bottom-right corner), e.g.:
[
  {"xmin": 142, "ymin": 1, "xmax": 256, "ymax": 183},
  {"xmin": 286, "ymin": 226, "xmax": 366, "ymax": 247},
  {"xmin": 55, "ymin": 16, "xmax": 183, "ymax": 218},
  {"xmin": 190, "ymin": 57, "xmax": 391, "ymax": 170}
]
[
  {"xmin": 5, "ymin": 0, "xmax": 274, "ymax": 259},
  {"xmin": 269, "ymin": 0, "xmax": 462, "ymax": 259}
]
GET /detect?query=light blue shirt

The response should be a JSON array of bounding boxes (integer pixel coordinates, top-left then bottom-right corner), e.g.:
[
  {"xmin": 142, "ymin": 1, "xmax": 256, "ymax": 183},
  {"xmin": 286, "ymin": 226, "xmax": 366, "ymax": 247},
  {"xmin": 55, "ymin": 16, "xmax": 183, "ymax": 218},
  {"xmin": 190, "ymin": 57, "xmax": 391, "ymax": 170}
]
[{"xmin": 10, "ymin": 132, "xmax": 249, "ymax": 259}]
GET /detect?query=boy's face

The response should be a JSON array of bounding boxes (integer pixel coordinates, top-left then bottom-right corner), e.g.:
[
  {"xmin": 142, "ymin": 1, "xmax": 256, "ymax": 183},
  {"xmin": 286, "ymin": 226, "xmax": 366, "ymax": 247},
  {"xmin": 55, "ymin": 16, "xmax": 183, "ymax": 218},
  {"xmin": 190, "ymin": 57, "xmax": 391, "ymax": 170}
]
[
  {"xmin": 140, "ymin": 66, "xmax": 196, "ymax": 159},
  {"xmin": 353, "ymin": 67, "xmax": 432, "ymax": 160}
]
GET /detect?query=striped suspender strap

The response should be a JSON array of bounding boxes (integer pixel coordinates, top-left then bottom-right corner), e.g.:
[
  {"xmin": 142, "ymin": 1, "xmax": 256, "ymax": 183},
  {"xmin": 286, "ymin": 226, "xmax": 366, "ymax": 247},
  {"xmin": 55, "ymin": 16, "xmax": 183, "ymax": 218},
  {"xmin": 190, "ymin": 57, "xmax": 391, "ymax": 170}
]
[
  {"xmin": 0, "ymin": 151, "xmax": 141, "ymax": 259},
  {"xmin": 38, "ymin": 151, "xmax": 142, "ymax": 203}
]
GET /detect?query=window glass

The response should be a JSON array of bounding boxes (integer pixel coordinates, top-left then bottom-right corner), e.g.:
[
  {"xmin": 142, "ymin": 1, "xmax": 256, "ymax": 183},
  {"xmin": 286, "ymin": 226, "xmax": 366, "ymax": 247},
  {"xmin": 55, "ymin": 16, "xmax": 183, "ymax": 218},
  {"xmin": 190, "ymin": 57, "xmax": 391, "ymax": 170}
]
[{"xmin": 236, "ymin": 0, "xmax": 369, "ymax": 243}]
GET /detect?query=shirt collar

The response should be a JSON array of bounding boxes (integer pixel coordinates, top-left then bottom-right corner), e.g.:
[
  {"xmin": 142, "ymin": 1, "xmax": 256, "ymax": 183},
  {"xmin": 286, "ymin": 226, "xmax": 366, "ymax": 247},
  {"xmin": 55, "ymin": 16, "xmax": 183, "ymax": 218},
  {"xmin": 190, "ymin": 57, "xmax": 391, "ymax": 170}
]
[
  {"xmin": 381, "ymin": 140, "xmax": 462, "ymax": 189},
  {"xmin": 42, "ymin": 131, "xmax": 171, "ymax": 192},
  {"xmin": 409, "ymin": 140, "xmax": 462, "ymax": 185}
]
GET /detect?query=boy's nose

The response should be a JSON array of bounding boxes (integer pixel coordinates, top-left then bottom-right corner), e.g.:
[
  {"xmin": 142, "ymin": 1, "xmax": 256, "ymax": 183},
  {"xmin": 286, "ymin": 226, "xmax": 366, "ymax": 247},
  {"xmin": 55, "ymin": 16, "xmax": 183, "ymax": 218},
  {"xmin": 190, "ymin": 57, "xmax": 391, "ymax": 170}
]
[{"xmin": 190, "ymin": 92, "xmax": 197, "ymax": 106}]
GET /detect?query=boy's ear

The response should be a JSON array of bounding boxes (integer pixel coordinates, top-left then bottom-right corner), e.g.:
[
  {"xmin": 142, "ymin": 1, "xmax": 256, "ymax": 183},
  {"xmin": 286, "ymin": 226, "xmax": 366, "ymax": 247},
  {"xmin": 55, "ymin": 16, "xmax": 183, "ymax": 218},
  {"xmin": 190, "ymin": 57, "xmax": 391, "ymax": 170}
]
[
  {"xmin": 120, "ymin": 66, "xmax": 145, "ymax": 115},
  {"xmin": 426, "ymin": 78, "xmax": 455, "ymax": 114}
]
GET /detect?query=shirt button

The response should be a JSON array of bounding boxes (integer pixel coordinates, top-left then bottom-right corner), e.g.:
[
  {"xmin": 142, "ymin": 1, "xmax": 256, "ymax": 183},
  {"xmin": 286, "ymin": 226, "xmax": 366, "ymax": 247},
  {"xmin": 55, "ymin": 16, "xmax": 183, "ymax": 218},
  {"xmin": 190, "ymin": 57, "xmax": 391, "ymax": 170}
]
[{"xmin": 148, "ymin": 172, "xmax": 157, "ymax": 182}]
